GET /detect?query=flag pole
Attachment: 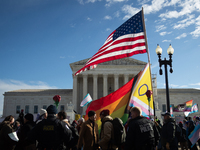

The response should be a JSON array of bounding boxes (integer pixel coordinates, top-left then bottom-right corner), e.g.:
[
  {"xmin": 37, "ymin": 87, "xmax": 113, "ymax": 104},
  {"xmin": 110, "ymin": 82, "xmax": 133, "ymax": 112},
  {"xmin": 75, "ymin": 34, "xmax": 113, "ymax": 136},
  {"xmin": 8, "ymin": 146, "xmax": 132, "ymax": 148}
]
[{"xmin": 142, "ymin": 7, "xmax": 156, "ymax": 118}]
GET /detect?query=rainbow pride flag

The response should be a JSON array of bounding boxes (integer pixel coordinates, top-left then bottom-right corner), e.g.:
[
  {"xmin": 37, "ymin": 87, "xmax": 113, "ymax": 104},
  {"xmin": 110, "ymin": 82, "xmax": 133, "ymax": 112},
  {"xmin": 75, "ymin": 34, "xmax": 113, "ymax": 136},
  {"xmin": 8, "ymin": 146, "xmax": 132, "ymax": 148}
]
[
  {"xmin": 173, "ymin": 99, "xmax": 193, "ymax": 112},
  {"xmin": 128, "ymin": 63, "xmax": 154, "ymax": 117},
  {"xmin": 85, "ymin": 77, "xmax": 134, "ymax": 130},
  {"xmin": 184, "ymin": 99, "xmax": 193, "ymax": 111}
]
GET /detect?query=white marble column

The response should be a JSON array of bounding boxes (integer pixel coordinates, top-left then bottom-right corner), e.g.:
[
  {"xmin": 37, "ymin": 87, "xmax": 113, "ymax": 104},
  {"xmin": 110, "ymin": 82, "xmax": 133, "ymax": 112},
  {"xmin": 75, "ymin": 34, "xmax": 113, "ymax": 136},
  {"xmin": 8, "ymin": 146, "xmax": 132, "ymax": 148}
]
[
  {"xmin": 82, "ymin": 74, "xmax": 88, "ymax": 114},
  {"xmin": 124, "ymin": 74, "xmax": 129, "ymax": 84},
  {"xmin": 103, "ymin": 74, "xmax": 108, "ymax": 96},
  {"xmin": 114, "ymin": 74, "xmax": 119, "ymax": 91},
  {"xmin": 72, "ymin": 75, "xmax": 78, "ymax": 112},
  {"xmin": 93, "ymin": 74, "xmax": 98, "ymax": 100}
]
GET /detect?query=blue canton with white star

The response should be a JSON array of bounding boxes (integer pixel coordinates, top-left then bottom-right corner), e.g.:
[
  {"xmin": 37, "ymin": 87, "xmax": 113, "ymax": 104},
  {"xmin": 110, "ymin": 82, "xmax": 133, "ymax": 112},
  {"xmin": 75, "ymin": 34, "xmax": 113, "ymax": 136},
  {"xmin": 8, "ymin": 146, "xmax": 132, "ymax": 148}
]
[{"xmin": 113, "ymin": 10, "xmax": 144, "ymax": 41}]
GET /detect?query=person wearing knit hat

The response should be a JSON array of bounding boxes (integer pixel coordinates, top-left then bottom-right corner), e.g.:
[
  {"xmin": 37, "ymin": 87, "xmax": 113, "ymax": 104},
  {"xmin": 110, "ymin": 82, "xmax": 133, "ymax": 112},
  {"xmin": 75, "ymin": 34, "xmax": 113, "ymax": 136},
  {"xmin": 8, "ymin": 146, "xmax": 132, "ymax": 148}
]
[
  {"xmin": 27, "ymin": 105, "xmax": 72, "ymax": 149},
  {"xmin": 98, "ymin": 109, "xmax": 117, "ymax": 150},
  {"xmin": 46, "ymin": 105, "xmax": 58, "ymax": 115},
  {"xmin": 77, "ymin": 111, "xmax": 99, "ymax": 150},
  {"xmin": 35, "ymin": 108, "xmax": 48, "ymax": 124},
  {"xmin": 100, "ymin": 109, "xmax": 110, "ymax": 117}
]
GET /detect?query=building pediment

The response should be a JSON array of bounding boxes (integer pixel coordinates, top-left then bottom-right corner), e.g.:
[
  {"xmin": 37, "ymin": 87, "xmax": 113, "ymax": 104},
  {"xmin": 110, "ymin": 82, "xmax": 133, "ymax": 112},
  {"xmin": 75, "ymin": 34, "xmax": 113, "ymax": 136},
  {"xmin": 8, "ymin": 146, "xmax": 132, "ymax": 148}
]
[{"xmin": 70, "ymin": 57, "xmax": 147, "ymax": 67}]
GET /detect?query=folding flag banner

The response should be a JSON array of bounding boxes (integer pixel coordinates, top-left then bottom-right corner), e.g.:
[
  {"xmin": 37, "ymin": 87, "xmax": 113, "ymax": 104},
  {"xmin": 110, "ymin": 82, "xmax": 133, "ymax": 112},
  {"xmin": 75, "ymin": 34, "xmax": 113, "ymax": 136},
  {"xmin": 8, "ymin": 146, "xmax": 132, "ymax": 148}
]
[
  {"xmin": 184, "ymin": 103, "xmax": 198, "ymax": 117},
  {"xmin": 170, "ymin": 105, "xmax": 174, "ymax": 117},
  {"xmin": 173, "ymin": 99, "xmax": 193, "ymax": 112},
  {"xmin": 74, "ymin": 10, "xmax": 147, "ymax": 76},
  {"xmin": 128, "ymin": 63, "xmax": 154, "ymax": 117},
  {"xmin": 188, "ymin": 124, "xmax": 200, "ymax": 148},
  {"xmin": 85, "ymin": 77, "xmax": 134, "ymax": 130},
  {"xmin": 80, "ymin": 93, "xmax": 92, "ymax": 107}
]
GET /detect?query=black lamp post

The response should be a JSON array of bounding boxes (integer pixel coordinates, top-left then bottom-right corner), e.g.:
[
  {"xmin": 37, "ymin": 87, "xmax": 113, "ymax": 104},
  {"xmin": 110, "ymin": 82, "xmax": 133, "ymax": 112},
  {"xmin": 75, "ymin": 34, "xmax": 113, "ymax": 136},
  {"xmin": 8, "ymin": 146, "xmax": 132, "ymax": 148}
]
[{"xmin": 156, "ymin": 44, "xmax": 174, "ymax": 113}]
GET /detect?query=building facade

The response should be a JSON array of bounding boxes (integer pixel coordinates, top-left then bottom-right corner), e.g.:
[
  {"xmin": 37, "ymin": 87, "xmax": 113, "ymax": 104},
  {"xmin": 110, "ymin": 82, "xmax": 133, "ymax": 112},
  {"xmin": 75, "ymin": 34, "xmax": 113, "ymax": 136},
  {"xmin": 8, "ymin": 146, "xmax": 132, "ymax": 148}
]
[{"xmin": 2, "ymin": 57, "xmax": 200, "ymax": 121}]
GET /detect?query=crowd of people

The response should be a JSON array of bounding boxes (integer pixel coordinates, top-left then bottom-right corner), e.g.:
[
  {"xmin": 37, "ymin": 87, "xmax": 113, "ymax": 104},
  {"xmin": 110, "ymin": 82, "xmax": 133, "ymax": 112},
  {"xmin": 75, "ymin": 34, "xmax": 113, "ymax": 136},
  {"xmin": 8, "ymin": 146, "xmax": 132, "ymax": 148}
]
[{"xmin": 0, "ymin": 105, "xmax": 199, "ymax": 150}]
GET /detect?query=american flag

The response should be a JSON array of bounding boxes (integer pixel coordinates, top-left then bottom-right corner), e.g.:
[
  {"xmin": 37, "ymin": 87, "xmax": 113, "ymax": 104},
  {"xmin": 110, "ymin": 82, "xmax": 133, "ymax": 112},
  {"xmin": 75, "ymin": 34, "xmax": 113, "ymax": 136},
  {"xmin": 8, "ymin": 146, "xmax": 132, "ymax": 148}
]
[{"xmin": 75, "ymin": 10, "xmax": 147, "ymax": 76}]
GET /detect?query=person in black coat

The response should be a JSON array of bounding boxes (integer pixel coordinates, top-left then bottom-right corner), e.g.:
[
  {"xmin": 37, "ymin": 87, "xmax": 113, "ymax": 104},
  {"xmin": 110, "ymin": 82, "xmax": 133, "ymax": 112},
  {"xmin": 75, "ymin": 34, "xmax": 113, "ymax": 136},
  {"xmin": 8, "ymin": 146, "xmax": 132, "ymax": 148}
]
[
  {"xmin": 125, "ymin": 106, "xmax": 160, "ymax": 150},
  {"xmin": 161, "ymin": 112, "xmax": 178, "ymax": 150},
  {"xmin": 178, "ymin": 122, "xmax": 188, "ymax": 150},
  {"xmin": 27, "ymin": 105, "xmax": 72, "ymax": 150},
  {"xmin": 0, "ymin": 115, "xmax": 17, "ymax": 150},
  {"xmin": 15, "ymin": 113, "xmax": 36, "ymax": 150}
]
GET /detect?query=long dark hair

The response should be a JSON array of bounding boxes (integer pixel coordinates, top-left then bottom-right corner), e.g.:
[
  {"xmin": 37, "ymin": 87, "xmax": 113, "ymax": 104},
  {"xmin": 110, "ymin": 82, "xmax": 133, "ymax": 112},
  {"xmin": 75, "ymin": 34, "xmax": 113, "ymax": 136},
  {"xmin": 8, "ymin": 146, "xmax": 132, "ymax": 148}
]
[{"xmin": 3, "ymin": 115, "xmax": 14, "ymax": 123}]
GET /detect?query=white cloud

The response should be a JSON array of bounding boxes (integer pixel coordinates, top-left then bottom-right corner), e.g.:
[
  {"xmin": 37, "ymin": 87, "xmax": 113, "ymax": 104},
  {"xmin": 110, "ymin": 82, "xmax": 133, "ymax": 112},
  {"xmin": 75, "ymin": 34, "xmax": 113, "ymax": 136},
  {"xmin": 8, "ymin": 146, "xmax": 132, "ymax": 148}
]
[
  {"xmin": 156, "ymin": 25, "xmax": 166, "ymax": 32},
  {"xmin": 0, "ymin": 79, "xmax": 57, "ymax": 115},
  {"xmin": 70, "ymin": 23, "xmax": 76, "ymax": 28},
  {"xmin": 60, "ymin": 56, "xmax": 65, "ymax": 59},
  {"xmin": 121, "ymin": 5, "xmax": 140, "ymax": 20},
  {"xmin": 142, "ymin": 0, "xmax": 166, "ymax": 14},
  {"xmin": 78, "ymin": 0, "xmax": 84, "ymax": 4},
  {"xmin": 159, "ymin": 0, "xmax": 200, "ymax": 19},
  {"xmin": 170, "ymin": 84, "xmax": 179, "ymax": 88},
  {"xmin": 160, "ymin": 32, "xmax": 167, "ymax": 36},
  {"xmin": 106, "ymin": 28, "xmax": 111, "ymax": 31},
  {"xmin": 190, "ymin": 15, "xmax": 200, "ymax": 38},
  {"xmin": 104, "ymin": 15, "xmax": 112, "ymax": 20},
  {"xmin": 160, "ymin": 31, "xmax": 172, "ymax": 36},
  {"xmin": 115, "ymin": 11, "xmax": 120, "ymax": 18},
  {"xmin": 179, "ymin": 85, "xmax": 188, "ymax": 88},
  {"xmin": 137, "ymin": 0, "xmax": 151, "ymax": 5},
  {"xmin": 175, "ymin": 33, "xmax": 187, "ymax": 39},
  {"xmin": 173, "ymin": 14, "xmax": 196, "ymax": 29},
  {"xmin": 162, "ymin": 40, "xmax": 171, "ymax": 42},
  {"xmin": 86, "ymin": 0, "xmax": 100, "ymax": 3},
  {"xmin": 106, "ymin": 0, "xmax": 128, "ymax": 7},
  {"xmin": 190, "ymin": 82, "xmax": 200, "ymax": 86},
  {"xmin": 87, "ymin": 17, "xmax": 92, "ymax": 21}
]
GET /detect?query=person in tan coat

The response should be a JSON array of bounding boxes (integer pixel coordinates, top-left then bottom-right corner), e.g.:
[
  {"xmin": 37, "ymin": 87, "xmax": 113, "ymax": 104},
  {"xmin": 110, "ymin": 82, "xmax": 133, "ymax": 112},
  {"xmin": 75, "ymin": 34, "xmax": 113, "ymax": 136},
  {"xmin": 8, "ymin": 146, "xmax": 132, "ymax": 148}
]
[
  {"xmin": 98, "ymin": 109, "xmax": 117, "ymax": 150},
  {"xmin": 78, "ymin": 111, "xmax": 99, "ymax": 150}
]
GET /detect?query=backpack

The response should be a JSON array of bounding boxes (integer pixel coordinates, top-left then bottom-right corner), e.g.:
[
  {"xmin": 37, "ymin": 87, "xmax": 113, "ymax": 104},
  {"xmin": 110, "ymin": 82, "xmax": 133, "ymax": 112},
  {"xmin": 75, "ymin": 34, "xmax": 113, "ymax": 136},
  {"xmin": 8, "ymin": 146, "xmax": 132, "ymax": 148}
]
[
  {"xmin": 107, "ymin": 118, "xmax": 126, "ymax": 147},
  {"xmin": 67, "ymin": 125, "xmax": 79, "ymax": 148}
]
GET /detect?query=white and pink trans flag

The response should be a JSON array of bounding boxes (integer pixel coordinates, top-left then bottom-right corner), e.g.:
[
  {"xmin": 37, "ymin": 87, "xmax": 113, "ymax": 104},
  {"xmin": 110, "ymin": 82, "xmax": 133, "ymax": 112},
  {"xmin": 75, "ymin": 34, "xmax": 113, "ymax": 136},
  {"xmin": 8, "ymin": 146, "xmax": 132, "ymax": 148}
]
[{"xmin": 80, "ymin": 93, "xmax": 93, "ymax": 107}]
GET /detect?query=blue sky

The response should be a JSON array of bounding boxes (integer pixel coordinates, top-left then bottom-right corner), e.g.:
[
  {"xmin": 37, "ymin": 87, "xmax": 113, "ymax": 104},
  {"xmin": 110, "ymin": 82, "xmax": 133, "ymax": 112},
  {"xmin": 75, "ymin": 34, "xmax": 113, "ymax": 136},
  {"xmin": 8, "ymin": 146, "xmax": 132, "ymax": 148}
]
[{"xmin": 0, "ymin": 0, "xmax": 200, "ymax": 115}]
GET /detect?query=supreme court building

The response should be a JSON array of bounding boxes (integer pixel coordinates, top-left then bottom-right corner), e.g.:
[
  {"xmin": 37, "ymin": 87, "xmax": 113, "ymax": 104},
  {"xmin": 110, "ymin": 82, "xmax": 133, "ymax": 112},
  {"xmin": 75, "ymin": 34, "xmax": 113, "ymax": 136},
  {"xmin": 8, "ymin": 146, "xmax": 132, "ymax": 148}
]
[{"xmin": 2, "ymin": 57, "xmax": 200, "ymax": 121}]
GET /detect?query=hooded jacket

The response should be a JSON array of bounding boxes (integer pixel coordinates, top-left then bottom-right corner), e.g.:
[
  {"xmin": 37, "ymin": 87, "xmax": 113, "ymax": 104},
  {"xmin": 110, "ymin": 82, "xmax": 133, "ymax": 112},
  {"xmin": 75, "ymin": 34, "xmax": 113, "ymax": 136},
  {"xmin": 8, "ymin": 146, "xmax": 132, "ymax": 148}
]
[{"xmin": 98, "ymin": 116, "xmax": 117, "ymax": 150}]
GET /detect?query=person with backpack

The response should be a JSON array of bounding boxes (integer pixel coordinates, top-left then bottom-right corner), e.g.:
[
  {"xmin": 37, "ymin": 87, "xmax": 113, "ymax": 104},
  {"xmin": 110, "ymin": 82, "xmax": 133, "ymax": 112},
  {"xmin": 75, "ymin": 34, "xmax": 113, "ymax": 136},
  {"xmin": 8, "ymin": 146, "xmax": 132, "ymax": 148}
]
[
  {"xmin": 27, "ymin": 105, "xmax": 72, "ymax": 150},
  {"xmin": 77, "ymin": 110, "xmax": 99, "ymax": 150},
  {"xmin": 125, "ymin": 106, "xmax": 160, "ymax": 150},
  {"xmin": 161, "ymin": 112, "xmax": 178, "ymax": 150},
  {"xmin": 98, "ymin": 109, "xmax": 118, "ymax": 150},
  {"xmin": 58, "ymin": 111, "xmax": 79, "ymax": 150}
]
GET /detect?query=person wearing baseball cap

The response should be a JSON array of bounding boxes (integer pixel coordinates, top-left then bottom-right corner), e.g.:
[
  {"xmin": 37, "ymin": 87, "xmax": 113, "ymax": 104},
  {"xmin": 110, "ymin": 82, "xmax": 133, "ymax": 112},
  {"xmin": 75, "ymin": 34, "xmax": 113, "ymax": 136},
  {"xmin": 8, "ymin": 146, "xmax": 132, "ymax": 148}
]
[{"xmin": 161, "ymin": 112, "xmax": 178, "ymax": 150}]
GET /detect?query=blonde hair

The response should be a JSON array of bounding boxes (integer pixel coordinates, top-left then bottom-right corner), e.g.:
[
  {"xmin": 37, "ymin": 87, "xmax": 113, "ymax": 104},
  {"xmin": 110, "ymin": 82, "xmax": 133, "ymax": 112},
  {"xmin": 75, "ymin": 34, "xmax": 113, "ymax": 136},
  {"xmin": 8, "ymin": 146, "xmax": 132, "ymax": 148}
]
[{"xmin": 130, "ymin": 106, "xmax": 142, "ymax": 116}]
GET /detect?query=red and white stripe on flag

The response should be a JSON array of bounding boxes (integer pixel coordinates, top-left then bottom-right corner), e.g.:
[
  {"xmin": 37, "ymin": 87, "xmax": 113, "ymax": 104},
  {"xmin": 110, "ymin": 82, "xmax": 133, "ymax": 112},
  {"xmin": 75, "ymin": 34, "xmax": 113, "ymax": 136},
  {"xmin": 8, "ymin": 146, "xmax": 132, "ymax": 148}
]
[{"xmin": 74, "ymin": 10, "xmax": 147, "ymax": 76}]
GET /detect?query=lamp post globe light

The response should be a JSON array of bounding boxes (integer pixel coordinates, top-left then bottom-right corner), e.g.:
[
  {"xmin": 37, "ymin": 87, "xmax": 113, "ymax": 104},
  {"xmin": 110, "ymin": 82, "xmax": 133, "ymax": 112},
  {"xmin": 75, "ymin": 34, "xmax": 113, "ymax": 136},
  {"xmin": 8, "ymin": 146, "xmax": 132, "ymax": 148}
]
[{"xmin": 156, "ymin": 44, "xmax": 174, "ymax": 113}]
